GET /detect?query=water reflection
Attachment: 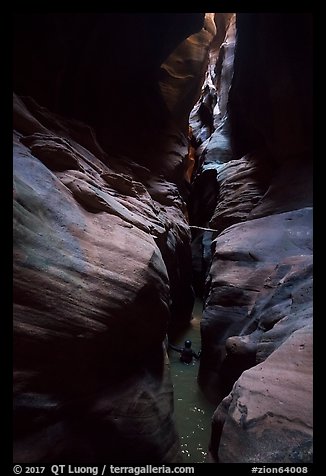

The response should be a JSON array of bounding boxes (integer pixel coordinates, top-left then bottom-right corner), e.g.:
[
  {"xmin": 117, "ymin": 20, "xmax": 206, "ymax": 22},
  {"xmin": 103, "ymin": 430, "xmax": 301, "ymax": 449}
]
[{"xmin": 168, "ymin": 300, "xmax": 215, "ymax": 463}]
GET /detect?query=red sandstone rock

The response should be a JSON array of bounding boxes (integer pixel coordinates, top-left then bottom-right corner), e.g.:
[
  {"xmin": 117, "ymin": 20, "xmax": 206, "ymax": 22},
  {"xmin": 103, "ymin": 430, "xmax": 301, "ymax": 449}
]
[
  {"xmin": 200, "ymin": 208, "xmax": 313, "ymax": 462},
  {"xmin": 13, "ymin": 95, "xmax": 194, "ymax": 462},
  {"xmin": 189, "ymin": 18, "xmax": 313, "ymax": 464},
  {"xmin": 212, "ymin": 325, "xmax": 312, "ymax": 463}
]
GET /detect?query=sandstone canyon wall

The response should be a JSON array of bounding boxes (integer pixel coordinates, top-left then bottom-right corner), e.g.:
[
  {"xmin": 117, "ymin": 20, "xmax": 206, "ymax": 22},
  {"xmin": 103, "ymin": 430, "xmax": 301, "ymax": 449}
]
[
  {"xmin": 189, "ymin": 13, "xmax": 313, "ymax": 463},
  {"xmin": 13, "ymin": 12, "xmax": 313, "ymax": 464},
  {"xmin": 13, "ymin": 13, "xmax": 215, "ymax": 463}
]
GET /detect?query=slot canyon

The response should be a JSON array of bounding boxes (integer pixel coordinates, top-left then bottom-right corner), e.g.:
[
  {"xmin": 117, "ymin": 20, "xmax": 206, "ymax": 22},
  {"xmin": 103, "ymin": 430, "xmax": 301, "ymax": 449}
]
[{"xmin": 13, "ymin": 13, "xmax": 313, "ymax": 464}]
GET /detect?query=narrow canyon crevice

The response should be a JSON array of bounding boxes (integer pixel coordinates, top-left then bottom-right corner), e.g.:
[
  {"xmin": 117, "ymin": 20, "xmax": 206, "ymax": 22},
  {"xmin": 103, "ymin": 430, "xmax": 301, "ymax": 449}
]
[
  {"xmin": 189, "ymin": 13, "xmax": 313, "ymax": 463},
  {"xmin": 13, "ymin": 13, "xmax": 313, "ymax": 464}
]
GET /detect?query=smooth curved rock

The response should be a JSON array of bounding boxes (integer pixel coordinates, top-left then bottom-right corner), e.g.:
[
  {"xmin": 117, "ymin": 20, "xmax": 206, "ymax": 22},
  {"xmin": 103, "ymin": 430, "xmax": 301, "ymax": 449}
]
[
  {"xmin": 189, "ymin": 14, "xmax": 235, "ymax": 145},
  {"xmin": 208, "ymin": 155, "xmax": 267, "ymax": 233},
  {"xmin": 212, "ymin": 324, "xmax": 313, "ymax": 463},
  {"xmin": 199, "ymin": 207, "xmax": 313, "ymax": 404},
  {"xmin": 13, "ymin": 15, "xmax": 215, "ymax": 461},
  {"xmin": 13, "ymin": 95, "xmax": 195, "ymax": 462},
  {"xmin": 159, "ymin": 14, "xmax": 216, "ymax": 131}
]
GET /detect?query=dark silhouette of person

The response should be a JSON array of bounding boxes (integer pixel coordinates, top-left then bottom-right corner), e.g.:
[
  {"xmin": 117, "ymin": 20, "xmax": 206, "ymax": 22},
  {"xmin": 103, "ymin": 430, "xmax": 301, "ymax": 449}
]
[{"xmin": 169, "ymin": 339, "xmax": 201, "ymax": 364}]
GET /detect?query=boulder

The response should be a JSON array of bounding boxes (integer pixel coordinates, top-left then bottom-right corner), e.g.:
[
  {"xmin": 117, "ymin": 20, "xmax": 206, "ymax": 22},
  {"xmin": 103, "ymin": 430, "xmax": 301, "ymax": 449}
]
[{"xmin": 211, "ymin": 324, "xmax": 312, "ymax": 463}]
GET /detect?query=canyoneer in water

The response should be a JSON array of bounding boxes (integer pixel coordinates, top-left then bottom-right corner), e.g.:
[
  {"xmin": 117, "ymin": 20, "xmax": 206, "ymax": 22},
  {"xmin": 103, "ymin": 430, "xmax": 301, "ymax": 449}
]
[{"xmin": 169, "ymin": 339, "xmax": 201, "ymax": 364}]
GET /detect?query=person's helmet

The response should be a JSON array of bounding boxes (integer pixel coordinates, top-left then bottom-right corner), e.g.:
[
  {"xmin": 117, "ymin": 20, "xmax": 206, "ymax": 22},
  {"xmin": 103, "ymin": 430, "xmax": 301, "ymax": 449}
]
[{"xmin": 184, "ymin": 340, "xmax": 192, "ymax": 348}]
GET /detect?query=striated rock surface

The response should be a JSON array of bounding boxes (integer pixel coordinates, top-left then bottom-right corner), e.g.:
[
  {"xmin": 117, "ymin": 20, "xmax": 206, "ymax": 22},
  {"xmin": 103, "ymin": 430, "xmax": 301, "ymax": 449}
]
[
  {"xmin": 13, "ymin": 10, "xmax": 219, "ymax": 462},
  {"xmin": 201, "ymin": 206, "xmax": 313, "ymax": 464},
  {"xmin": 159, "ymin": 13, "xmax": 216, "ymax": 131},
  {"xmin": 199, "ymin": 208, "xmax": 312, "ymax": 401},
  {"xmin": 188, "ymin": 15, "xmax": 237, "ymax": 295},
  {"xmin": 208, "ymin": 155, "xmax": 267, "ymax": 233},
  {"xmin": 189, "ymin": 14, "xmax": 236, "ymax": 162},
  {"xmin": 188, "ymin": 13, "xmax": 313, "ymax": 463},
  {"xmin": 14, "ymin": 11, "xmax": 313, "ymax": 464},
  {"xmin": 13, "ymin": 95, "xmax": 184, "ymax": 462},
  {"xmin": 212, "ymin": 324, "xmax": 313, "ymax": 463}
]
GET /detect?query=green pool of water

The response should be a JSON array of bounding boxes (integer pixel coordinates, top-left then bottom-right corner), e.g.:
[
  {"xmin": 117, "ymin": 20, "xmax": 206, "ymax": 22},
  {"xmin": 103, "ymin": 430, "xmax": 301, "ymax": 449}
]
[{"xmin": 168, "ymin": 300, "xmax": 216, "ymax": 463}]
